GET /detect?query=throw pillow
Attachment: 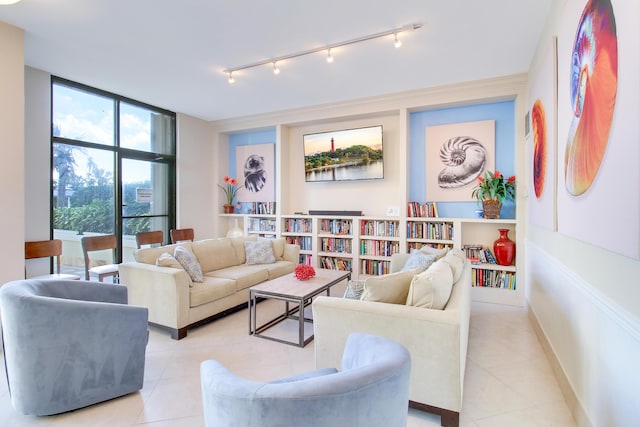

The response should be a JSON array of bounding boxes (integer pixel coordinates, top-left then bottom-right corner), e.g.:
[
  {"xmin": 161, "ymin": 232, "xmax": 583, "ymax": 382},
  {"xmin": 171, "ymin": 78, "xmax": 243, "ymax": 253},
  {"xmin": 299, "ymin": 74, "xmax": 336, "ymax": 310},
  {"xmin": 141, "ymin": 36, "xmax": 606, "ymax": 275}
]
[
  {"xmin": 360, "ymin": 269, "xmax": 419, "ymax": 305},
  {"xmin": 405, "ymin": 259, "xmax": 454, "ymax": 309},
  {"xmin": 442, "ymin": 251, "xmax": 465, "ymax": 282},
  {"xmin": 419, "ymin": 245, "xmax": 449, "ymax": 260},
  {"xmin": 156, "ymin": 252, "xmax": 183, "ymax": 269},
  {"xmin": 244, "ymin": 240, "xmax": 276, "ymax": 265},
  {"xmin": 174, "ymin": 246, "xmax": 204, "ymax": 283},
  {"xmin": 401, "ymin": 250, "xmax": 436, "ymax": 272}
]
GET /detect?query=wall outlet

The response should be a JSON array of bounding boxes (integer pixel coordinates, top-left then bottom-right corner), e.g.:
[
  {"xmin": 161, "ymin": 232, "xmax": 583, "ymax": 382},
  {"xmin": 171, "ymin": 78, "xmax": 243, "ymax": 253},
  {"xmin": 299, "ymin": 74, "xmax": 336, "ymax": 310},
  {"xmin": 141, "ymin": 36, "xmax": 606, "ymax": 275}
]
[{"xmin": 386, "ymin": 206, "xmax": 400, "ymax": 217}]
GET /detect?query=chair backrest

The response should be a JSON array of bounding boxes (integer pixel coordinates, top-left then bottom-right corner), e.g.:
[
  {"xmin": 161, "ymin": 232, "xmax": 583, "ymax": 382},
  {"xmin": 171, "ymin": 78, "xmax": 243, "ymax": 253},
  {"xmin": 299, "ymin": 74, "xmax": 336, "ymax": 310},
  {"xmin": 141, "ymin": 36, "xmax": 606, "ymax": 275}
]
[
  {"xmin": 81, "ymin": 235, "xmax": 117, "ymax": 280},
  {"xmin": 170, "ymin": 228, "xmax": 194, "ymax": 243},
  {"xmin": 25, "ymin": 240, "xmax": 64, "ymax": 275},
  {"xmin": 136, "ymin": 230, "xmax": 164, "ymax": 248}
]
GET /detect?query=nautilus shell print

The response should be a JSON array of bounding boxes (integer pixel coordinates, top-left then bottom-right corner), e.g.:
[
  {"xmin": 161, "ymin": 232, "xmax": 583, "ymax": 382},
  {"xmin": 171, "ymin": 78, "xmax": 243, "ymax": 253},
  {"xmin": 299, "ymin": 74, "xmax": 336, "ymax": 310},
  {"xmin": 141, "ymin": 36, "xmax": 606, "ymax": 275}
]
[
  {"xmin": 531, "ymin": 99, "xmax": 547, "ymax": 199},
  {"xmin": 565, "ymin": 0, "xmax": 617, "ymax": 196},
  {"xmin": 438, "ymin": 136, "xmax": 487, "ymax": 188}
]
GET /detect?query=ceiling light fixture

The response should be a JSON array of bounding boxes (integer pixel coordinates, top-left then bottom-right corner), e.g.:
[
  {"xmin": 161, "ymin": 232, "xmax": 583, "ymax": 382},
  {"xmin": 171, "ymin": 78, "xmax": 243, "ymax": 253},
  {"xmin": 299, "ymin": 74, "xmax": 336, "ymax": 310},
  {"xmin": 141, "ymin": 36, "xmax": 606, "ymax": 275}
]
[
  {"xmin": 0, "ymin": 0, "xmax": 22, "ymax": 4},
  {"xmin": 273, "ymin": 62, "xmax": 280, "ymax": 75},
  {"xmin": 394, "ymin": 33, "xmax": 402, "ymax": 48},
  {"xmin": 326, "ymin": 48, "xmax": 334, "ymax": 64},
  {"xmin": 223, "ymin": 23, "xmax": 422, "ymax": 83}
]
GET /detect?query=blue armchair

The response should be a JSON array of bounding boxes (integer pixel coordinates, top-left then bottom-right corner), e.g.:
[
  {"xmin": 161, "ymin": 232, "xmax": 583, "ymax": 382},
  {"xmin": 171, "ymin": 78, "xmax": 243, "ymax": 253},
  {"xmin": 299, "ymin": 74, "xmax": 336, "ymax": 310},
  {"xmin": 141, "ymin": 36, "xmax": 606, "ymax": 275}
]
[
  {"xmin": 0, "ymin": 279, "xmax": 149, "ymax": 416},
  {"xmin": 200, "ymin": 332, "xmax": 411, "ymax": 427}
]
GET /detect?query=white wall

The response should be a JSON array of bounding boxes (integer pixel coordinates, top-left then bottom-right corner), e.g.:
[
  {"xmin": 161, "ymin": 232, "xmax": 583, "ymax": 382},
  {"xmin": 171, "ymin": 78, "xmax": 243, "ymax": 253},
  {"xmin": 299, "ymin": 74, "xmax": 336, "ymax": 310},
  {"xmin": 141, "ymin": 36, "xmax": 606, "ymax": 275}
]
[
  {"xmin": 176, "ymin": 113, "xmax": 216, "ymax": 239},
  {"xmin": 0, "ymin": 22, "xmax": 25, "ymax": 285},
  {"xmin": 525, "ymin": 1, "xmax": 640, "ymax": 425}
]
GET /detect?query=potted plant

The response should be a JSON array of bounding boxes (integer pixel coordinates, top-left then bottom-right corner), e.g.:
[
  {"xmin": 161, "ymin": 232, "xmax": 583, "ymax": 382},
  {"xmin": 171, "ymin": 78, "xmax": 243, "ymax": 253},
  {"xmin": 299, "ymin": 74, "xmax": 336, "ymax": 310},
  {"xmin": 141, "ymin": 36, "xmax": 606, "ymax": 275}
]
[
  {"xmin": 219, "ymin": 176, "xmax": 240, "ymax": 213},
  {"xmin": 471, "ymin": 170, "xmax": 516, "ymax": 219}
]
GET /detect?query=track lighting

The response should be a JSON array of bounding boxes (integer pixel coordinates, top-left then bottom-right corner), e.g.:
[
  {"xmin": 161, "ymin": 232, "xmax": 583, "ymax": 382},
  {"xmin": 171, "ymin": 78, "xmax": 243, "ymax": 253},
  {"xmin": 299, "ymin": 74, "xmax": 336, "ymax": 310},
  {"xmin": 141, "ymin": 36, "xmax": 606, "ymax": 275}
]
[{"xmin": 223, "ymin": 23, "xmax": 422, "ymax": 83}]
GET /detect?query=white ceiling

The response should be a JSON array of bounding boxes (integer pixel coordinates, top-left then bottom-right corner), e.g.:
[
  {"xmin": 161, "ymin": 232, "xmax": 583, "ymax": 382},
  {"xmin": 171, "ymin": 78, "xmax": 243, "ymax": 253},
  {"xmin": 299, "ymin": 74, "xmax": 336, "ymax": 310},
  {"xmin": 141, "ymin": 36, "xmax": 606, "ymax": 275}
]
[{"xmin": 1, "ymin": 0, "xmax": 553, "ymax": 122}]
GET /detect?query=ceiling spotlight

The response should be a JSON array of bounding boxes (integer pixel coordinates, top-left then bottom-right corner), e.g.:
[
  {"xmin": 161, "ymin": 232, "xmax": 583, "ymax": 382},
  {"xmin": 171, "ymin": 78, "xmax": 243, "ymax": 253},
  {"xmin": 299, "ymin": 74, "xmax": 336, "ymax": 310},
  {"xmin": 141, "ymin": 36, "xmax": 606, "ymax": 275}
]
[
  {"xmin": 326, "ymin": 49, "xmax": 334, "ymax": 63},
  {"xmin": 394, "ymin": 33, "xmax": 402, "ymax": 48},
  {"xmin": 273, "ymin": 62, "xmax": 280, "ymax": 75},
  {"xmin": 228, "ymin": 72, "xmax": 235, "ymax": 84}
]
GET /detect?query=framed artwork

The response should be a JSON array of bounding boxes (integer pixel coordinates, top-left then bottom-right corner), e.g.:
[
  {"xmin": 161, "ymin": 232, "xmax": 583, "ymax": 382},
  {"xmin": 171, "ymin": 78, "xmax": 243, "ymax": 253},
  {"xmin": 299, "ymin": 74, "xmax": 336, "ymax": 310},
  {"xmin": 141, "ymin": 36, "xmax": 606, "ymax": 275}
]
[
  {"xmin": 235, "ymin": 143, "xmax": 275, "ymax": 203},
  {"xmin": 556, "ymin": 0, "xmax": 639, "ymax": 259},
  {"xmin": 425, "ymin": 120, "xmax": 495, "ymax": 202},
  {"xmin": 527, "ymin": 36, "xmax": 558, "ymax": 231}
]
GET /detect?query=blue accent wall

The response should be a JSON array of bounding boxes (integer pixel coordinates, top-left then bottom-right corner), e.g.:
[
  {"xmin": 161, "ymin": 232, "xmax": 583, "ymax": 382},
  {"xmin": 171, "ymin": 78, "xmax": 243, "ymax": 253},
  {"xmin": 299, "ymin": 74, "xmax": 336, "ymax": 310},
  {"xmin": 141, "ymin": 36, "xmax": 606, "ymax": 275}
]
[{"xmin": 409, "ymin": 101, "xmax": 515, "ymax": 218}]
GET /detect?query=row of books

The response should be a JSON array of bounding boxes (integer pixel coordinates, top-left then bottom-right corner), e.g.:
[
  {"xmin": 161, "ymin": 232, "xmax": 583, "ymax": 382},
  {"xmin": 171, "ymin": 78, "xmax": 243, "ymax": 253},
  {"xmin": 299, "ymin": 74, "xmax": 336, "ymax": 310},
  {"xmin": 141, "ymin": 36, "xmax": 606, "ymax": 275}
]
[
  {"xmin": 471, "ymin": 269, "xmax": 516, "ymax": 289},
  {"xmin": 407, "ymin": 222, "xmax": 454, "ymax": 240},
  {"xmin": 407, "ymin": 201, "xmax": 439, "ymax": 218},
  {"xmin": 251, "ymin": 202, "xmax": 276, "ymax": 215},
  {"xmin": 361, "ymin": 259, "xmax": 391, "ymax": 276},
  {"xmin": 283, "ymin": 218, "xmax": 312, "ymax": 233},
  {"xmin": 285, "ymin": 236, "xmax": 312, "ymax": 251},
  {"xmin": 298, "ymin": 254, "xmax": 313, "ymax": 265},
  {"xmin": 463, "ymin": 245, "xmax": 497, "ymax": 264},
  {"xmin": 319, "ymin": 219, "xmax": 352, "ymax": 235},
  {"xmin": 360, "ymin": 240, "xmax": 400, "ymax": 257},
  {"xmin": 319, "ymin": 237, "xmax": 352, "ymax": 253},
  {"xmin": 407, "ymin": 242, "xmax": 450, "ymax": 251},
  {"xmin": 249, "ymin": 219, "xmax": 276, "ymax": 232},
  {"xmin": 320, "ymin": 256, "xmax": 352, "ymax": 271},
  {"xmin": 360, "ymin": 220, "xmax": 399, "ymax": 238}
]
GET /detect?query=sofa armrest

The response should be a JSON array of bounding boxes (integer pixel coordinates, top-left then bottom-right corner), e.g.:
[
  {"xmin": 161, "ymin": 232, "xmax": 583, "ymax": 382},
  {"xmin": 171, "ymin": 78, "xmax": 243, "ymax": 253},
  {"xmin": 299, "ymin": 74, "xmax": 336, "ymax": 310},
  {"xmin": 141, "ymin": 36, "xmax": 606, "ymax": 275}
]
[
  {"xmin": 283, "ymin": 243, "xmax": 300, "ymax": 264},
  {"xmin": 118, "ymin": 262, "xmax": 191, "ymax": 330},
  {"xmin": 312, "ymin": 296, "xmax": 465, "ymax": 412}
]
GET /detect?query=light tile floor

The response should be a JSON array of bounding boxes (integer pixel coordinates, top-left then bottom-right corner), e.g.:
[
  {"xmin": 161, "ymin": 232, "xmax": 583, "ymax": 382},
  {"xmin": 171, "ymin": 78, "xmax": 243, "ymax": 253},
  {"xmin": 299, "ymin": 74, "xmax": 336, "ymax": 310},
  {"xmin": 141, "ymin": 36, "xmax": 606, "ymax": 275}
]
[{"xmin": 0, "ymin": 289, "xmax": 576, "ymax": 427}]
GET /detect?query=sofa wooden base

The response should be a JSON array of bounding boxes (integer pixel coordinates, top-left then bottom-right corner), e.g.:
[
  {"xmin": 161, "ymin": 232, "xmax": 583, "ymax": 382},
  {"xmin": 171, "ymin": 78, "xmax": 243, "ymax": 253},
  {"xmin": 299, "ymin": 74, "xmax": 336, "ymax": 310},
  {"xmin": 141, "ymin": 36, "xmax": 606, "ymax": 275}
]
[
  {"xmin": 151, "ymin": 301, "xmax": 251, "ymax": 340},
  {"xmin": 409, "ymin": 401, "xmax": 459, "ymax": 427}
]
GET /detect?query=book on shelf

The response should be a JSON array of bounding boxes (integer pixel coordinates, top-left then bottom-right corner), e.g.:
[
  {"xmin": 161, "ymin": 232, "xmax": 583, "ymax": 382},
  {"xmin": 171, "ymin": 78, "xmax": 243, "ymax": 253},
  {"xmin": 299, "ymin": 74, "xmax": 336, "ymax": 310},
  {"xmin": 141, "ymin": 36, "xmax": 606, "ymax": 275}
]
[
  {"xmin": 463, "ymin": 244, "xmax": 497, "ymax": 264},
  {"xmin": 471, "ymin": 269, "xmax": 516, "ymax": 290},
  {"xmin": 407, "ymin": 201, "xmax": 439, "ymax": 218},
  {"xmin": 251, "ymin": 202, "xmax": 276, "ymax": 215}
]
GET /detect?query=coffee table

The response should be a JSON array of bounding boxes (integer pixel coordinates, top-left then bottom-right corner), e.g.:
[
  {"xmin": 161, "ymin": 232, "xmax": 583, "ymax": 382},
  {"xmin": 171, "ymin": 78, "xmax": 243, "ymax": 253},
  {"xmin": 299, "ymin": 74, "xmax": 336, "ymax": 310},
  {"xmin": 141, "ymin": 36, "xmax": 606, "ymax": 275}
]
[{"xmin": 248, "ymin": 269, "xmax": 351, "ymax": 347}]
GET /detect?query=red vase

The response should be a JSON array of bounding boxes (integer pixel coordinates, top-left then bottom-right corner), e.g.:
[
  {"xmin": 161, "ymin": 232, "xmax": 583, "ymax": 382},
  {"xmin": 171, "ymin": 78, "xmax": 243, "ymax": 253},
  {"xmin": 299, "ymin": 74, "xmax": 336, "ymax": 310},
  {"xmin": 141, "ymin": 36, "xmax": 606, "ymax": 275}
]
[{"xmin": 493, "ymin": 229, "xmax": 515, "ymax": 266}]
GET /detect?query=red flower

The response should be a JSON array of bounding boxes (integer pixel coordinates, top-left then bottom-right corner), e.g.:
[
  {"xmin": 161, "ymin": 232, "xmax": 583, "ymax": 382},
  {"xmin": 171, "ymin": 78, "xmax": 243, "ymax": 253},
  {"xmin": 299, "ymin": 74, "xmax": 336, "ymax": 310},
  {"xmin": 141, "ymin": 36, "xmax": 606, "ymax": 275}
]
[
  {"xmin": 223, "ymin": 175, "xmax": 231, "ymax": 184},
  {"xmin": 230, "ymin": 178, "xmax": 237, "ymax": 186},
  {"xmin": 478, "ymin": 177, "xmax": 484, "ymax": 183},
  {"xmin": 493, "ymin": 170, "xmax": 501, "ymax": 178},
  {"xmin": 294, "ymin": 264, "xmax": 316, "ymax": 281},
  {"xmin": 508, "ymin": 176, "xmax": 516, "ymax": 182}
]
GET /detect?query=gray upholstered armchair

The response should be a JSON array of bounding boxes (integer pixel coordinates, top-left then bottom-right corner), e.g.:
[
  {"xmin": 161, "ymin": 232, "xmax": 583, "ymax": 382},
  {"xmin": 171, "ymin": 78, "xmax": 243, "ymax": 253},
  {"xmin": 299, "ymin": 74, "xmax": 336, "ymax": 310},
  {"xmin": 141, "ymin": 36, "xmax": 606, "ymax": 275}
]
[
  {"xmin": 0, "ymin": 279, "xmax": 149, "ymax": 416},
  {"xmin": 200, "ymin": 333, "xmax": 411, "ymax": 427}
]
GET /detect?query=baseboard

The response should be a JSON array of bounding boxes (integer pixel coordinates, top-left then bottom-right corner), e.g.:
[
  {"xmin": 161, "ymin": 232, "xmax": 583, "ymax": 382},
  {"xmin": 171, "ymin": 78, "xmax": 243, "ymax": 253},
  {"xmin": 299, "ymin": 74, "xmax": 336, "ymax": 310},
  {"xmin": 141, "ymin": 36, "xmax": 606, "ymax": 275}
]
[{"xmin": 528, "ymin": 308, "xmax": 594, "ymax": 427}]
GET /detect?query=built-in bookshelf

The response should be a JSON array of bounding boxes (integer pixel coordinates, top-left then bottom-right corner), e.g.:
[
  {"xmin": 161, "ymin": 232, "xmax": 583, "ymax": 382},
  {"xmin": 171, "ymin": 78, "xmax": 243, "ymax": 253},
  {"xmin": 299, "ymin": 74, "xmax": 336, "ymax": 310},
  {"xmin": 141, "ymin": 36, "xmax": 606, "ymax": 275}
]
[
  {"xmin": 359, "ymin": 219, "xmax": 401, "ymax": 276},
  {"xmin": 281, "ymin": 215, "xmax": 313, "ymax": 264},
  {"xmin": 247, "ymin": 214, "xmax": 277, "ymax": 238},
  {"xmin": 406, "ymin": 219, "xmax": 455, "ymax": 252},
  {"xmin": 317, "ymin": 218, "xmax": 354, "ymax": 272}
]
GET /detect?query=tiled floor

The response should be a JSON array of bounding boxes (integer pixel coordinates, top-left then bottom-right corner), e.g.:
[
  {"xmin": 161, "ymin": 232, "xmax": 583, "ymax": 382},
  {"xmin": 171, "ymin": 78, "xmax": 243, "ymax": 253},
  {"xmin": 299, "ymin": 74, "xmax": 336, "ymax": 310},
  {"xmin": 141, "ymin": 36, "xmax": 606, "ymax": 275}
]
[{"xmin": 0, "ymin": 287, "xmax": 576, "ymax": 427}]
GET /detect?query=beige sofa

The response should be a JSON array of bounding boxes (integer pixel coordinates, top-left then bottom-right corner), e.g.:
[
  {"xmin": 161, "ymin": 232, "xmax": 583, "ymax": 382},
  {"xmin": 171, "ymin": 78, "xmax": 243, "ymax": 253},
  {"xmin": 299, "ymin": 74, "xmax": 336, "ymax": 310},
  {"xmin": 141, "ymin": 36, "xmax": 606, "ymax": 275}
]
[
  {"xmin": 119, "ymin": 237, "xmax": 300, "ymax": 339},
  {"xmin": 312, "ymin": 252, "xmax": 471, "ymax": 427}
]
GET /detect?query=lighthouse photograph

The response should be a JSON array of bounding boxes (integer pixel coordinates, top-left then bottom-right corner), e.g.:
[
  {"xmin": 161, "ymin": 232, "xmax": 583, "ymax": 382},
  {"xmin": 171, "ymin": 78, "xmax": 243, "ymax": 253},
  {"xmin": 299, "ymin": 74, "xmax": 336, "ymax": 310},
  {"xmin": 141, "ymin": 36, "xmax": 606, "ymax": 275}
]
[{"xmin": 303, "ymin": 125, "xmax": 384, "ymax": 182}]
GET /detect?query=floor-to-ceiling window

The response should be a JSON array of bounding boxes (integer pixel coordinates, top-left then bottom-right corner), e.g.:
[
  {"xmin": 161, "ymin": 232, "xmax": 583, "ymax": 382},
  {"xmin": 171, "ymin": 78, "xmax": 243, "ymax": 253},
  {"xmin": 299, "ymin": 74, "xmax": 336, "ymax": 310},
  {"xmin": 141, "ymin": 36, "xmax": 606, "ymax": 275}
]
[{"xmin": 51, "ymin": 78, "xmax": 176, "ymax": 271}]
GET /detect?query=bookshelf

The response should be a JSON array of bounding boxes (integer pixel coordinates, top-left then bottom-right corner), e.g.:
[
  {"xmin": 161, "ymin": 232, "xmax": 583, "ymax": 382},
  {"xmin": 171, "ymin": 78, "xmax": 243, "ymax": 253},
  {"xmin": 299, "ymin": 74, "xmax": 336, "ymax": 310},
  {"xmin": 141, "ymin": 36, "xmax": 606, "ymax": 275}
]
[
  {"xmin": 247, "ymin": 214, "xmax": 277, "ymax": 238},
  {"xmin": 281, "ymin": 215, "xmax": 313, "ymax": 265},
  {"xmin": 317, "ymin": 217, "xmax": 354, "ymax": 272},
  {"xmin": 406, "ymin": 218, "xmax": 455, "ymax": 252},
  {"xmin": 359, "ymin": 218, "xmax": 401, "ymax": 276}
]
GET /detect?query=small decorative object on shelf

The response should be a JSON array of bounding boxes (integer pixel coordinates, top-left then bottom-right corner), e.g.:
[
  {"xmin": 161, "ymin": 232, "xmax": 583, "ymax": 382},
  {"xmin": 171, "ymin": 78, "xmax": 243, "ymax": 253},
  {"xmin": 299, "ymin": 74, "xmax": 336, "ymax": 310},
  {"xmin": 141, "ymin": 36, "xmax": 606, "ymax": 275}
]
[
  {"xmin": 226, "ymin": 218, "xmax": 244, "ymax": 238},
  {"xmin": 294, "ymin": 264, "xmax": 316, "ymax": 281},
  {"xmin": 219, "ymin": 176, "xmax": 240, "ymax": 213},
  {"xmin": 471, "ymin": 170, "xmax": 516, "ymax": 219},
  {"xmin": 493, "ymin": 229, "xmax": 515, "ymax": 266}
]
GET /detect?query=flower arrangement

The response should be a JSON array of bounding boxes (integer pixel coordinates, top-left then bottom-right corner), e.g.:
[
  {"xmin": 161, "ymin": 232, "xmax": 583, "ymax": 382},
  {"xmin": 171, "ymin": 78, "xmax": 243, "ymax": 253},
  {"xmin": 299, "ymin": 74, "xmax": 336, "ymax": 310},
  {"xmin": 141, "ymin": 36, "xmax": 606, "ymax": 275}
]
[
  {"xmin": 471, "ymin": 170, "xmax": 516, "ymax": 203},
  {"xmin": 218, "ymin": 176, "xmax": 240, "ymax": 205},
  {"xmin": 294, "ymin": 264, "xmax": 316, "ymax": 281}
]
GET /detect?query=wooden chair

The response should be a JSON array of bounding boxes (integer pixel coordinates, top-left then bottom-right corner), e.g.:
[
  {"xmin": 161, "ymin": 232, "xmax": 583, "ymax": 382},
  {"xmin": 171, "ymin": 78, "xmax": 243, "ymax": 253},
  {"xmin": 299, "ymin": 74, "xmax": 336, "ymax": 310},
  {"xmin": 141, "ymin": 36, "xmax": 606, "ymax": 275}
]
[
  {"xmin": 25, "ymin": 240, "xmax": 81, "ymax": 280},
  {"xmin": 170, "ymin": 228, "xmax": 194, "ymax": 244},
  {"xmin": 135, "ymin": 230, "xmax": 164, "ymax": 249},
  {"xmin": 81, "ymin": 235, "xmax": 119, "ymax": 282}
]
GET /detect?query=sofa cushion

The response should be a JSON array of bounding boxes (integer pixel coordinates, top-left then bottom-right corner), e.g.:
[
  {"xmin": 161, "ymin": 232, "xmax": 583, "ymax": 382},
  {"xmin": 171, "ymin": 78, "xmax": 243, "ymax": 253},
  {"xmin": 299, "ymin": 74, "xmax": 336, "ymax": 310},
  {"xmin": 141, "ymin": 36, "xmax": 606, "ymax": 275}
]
[
  {"xmin": 267, "ymin": 238, "xmax": 286, "ymax": 261},
  {"xmin": 401, "ymin": 250, "xmax": 436, "ymax": 272},
  {"xmin": 418, "ymin": 245, "xmax": 449, "ymax": 261},
  {"xmin": 360, "ymin": 269, "xmax": 419, "ymax": 304},
  {"xmin": 192, "ymin": 239, "xmax": 239, "ymax": 273},
  {"xmin": 156, "ymin": 252, "xmax": 183, "ymax": 269},
  {"xmin": 206, "ymin": 265, "xmax": 270, "ymax": 291},
  {"xmin": 230, "ymin": 236, "xmax": 257, "ymax": 264},
  {"xmin": 135, "ymin": 242, "xmax": 192, "ymax": 265},
  {"xmin": 244, "ymin": 240, "xmax": 276, "ymax": 265},
  {"xmin": 405, "ymin": 259, "xmax": 453, "ymax": 309},
  {"xmin": 442, "ymin": 249, "xmax": 466, "ymax": 282},
  {"xmin": 263, "ymin": 260, "xmax": 296, "ymax": 279},
  {"xmin": 174, "ymin": 246, "xmax": 204, "ymax": 283},
  {"xmin": 190, "ymin": 277, "xmax": 236, "ymax": 308}
]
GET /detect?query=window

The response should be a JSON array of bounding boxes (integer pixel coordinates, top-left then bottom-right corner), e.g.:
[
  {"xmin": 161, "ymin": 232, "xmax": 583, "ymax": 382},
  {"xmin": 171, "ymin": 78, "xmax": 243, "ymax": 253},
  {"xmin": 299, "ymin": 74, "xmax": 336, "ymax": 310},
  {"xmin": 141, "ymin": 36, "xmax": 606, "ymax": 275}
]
[{"xmin": 51, "ymin": 78, "xmax": 176, "ymax": 272}]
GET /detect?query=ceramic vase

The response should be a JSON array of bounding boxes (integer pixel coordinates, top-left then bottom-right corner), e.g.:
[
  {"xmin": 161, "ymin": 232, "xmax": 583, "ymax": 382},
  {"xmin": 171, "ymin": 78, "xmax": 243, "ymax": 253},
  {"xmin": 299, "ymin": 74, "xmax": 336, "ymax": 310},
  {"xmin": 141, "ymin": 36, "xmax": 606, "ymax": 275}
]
[
  {"xmin": 223, "ymin": 204, "xmax": 234, "ymax": 214},
  {"xmin": 493, "ymin": 228, "xmax": 515, "ymax": 266}
]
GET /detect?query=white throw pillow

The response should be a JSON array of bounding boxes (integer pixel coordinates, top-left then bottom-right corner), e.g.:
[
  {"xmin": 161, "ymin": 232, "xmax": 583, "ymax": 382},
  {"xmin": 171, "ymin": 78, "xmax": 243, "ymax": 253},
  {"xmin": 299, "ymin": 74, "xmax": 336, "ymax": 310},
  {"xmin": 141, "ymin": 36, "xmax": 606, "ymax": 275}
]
[
  {"xmin": 405, "ymin": 259, "xmax": 454, "ymax": 309},
  {"xmin": 244, "ymin": 240, "xmax": 276, "ymax": 265},
  {"xmin": 442, "ymin": 251, "xmax": 465, "ymax": 282},
  {"xmin": 360, "ymin": 269, "xmax": 419, "ymax": 305},
  {"xmin": 156, "ymin": 252, "xmax": 183, "ymax": 269},
  {"xmin": 174, "ymin": 246, "xmax": 204, "ymax": 283},
  {"xmin": 419, "ymin": 245, "xmax": 449, "ymax": 261}
]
